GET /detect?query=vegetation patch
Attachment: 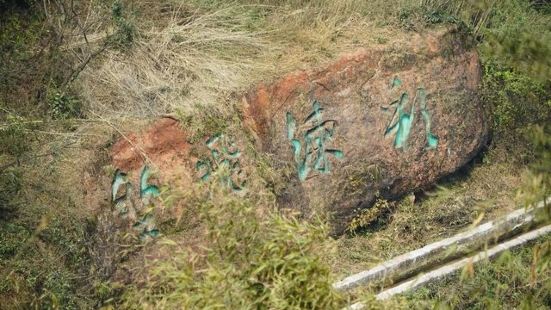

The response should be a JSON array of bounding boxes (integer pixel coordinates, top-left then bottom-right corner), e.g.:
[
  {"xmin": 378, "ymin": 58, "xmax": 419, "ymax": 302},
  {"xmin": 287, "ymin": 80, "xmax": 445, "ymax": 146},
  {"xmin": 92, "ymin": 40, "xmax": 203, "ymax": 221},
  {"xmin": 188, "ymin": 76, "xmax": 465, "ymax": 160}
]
[{"xmin": 121, "ymin": 192, "xmax": 344, "ymax": 309}]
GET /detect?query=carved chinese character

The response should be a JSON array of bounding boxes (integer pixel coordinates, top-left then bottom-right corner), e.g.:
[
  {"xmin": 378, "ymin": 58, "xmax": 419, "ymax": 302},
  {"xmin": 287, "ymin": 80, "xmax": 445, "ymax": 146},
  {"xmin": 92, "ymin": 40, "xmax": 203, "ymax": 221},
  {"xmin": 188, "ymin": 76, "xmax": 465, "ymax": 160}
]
[
  {"xmin": 383, "ymin": 77, "xmax": 438, "ymax": 150},
  {"xmin": 111, "ymin": 165, "xmax": 160, "ymax": 239},
  {"xmin": 286, "ymin": 100, "xmax": 344, "ymax": 181},
  {"xmin": 196, "ymin": 133, "xmax": 246, "ymax": 192}
]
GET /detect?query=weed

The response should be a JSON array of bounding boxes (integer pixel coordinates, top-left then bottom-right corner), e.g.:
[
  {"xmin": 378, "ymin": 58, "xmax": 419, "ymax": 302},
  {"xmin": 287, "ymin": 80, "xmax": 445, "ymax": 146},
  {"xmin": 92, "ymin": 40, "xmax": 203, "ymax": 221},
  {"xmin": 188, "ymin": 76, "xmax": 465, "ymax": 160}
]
[
  {"xmin": 0, "ymin": 222, "xmax": 29, "ymax": 259},
  {"xmin": 398, "ymin": 8, "xmax": 417, "ymax": 31},
  {"xmin": 177, "ymin": 107, "xmax": 229, "ymax": 144},
  {"xmin": 423, "ymin": 9, "xmax": 460, "ymax": 25}
]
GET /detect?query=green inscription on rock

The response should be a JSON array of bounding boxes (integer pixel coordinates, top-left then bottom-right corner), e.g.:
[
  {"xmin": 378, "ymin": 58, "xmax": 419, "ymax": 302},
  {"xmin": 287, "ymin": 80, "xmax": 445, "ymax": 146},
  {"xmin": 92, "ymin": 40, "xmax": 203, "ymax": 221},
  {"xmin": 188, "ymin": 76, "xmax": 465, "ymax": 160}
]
[
  {"xmin": 196, "ymin": 133, "xmax": 246, "ymax": 192},
  {"xmin": 384, "ymin": 77, "xmax": 439, "ymax": 150},
  {"xmin": 111, "ymin": 165, "xmax": 160, "ymax": 240},
  {"xmin": 286, "ymin": 100, "xmax": 344, "ymax": 181}
]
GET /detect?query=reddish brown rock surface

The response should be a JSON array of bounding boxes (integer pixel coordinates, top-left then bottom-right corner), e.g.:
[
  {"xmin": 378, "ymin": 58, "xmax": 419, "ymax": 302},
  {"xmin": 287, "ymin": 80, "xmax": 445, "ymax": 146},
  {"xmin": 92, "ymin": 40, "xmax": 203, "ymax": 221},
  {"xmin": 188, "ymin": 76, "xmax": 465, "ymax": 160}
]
[
  {"xmin": 109, "ymin": 117, "xmax": 194, "ymax": 226},
  {"xmin": 241, "ymin": 27, "xmax": 488, "ymax": 233},
  {"xmin": 111, "ymin": 117, "xmax": 190, "ymax": 172}
]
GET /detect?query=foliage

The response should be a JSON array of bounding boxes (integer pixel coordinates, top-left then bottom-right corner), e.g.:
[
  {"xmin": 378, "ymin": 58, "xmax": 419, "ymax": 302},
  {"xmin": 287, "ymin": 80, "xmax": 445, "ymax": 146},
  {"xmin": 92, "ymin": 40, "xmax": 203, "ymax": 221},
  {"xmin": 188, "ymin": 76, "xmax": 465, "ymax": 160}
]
[
  {"xmin": 0, "ymin": 166, "xmax": 21, "ymax": 213},
  {"xmin": 0, "ymin": 0, "xmax": 35, "ymax": 10},
  {"xmin": 122, "ymin": 195, "xmax": 344, "ymax": 309},
  {"xmin": 48, "ymin": 90, "xmax": 82, "ymax": 119},
  {"xmin": 177, "ymin": 107, "xmax": 230, "ymax": 144},
  {"xmin": 0, "ymin": 195, "xmax": 96, "ymax": 309},
  {"xmin": 422, "ymin": 0, "xmax": 551, "ymax": 82},
  {"xmin": 0, "ymin": 113, "xmax": 31, "ymax": 159},
  {"xmin": 518, "ymin": 124, "xmax": 551, "ymax": 221},
  {"xmin": 111, "ymin": 0, "xmax": 136, "ymax": 47},
  {"xmin": 347, "ymin": 196, "xmax": 393, "ymax": 233},
  {"xmin": 480, "ymin": 0, "xmax": 551, "ymax": 82},
  {"xmin": 482, "ymin": 60, "xmax": 550, "ymax": 132},
  {"xmin": 0, "ymin": 8, "xmax": 47, "ymax": 116},
  {"xmin": 398, "ymin": 236, "xmax": 551, "ymax": 309}
]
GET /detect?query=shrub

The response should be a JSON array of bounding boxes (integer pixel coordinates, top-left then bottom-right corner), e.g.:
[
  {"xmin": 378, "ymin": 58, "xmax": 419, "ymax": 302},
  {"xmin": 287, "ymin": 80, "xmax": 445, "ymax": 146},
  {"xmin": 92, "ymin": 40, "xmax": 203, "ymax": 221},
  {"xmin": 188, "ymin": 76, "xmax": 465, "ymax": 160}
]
[
  {"xmin": 482, "ymin": 61, "xmax": 550, "ymax": 133},
  {"xmin": 347, "ymin": 196, "xmax": 393, "ymax": 233},
  {"xmin": 122, "ymin": 196, "xmax": 344, "ymax": 309},
  {"xmin": 111, "ymin": 0, "xmax": 136, "ymax": 47},
  {"xmin": 48, "ymin": 91, "xmax": 82, "ymax": 119}
]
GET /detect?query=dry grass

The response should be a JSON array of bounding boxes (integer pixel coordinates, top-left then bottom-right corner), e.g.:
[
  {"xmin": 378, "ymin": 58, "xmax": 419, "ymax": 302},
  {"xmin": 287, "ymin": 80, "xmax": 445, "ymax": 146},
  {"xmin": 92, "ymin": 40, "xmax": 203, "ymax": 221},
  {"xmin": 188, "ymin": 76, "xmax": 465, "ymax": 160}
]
[
  {"xmin": 78, "ymin": 7, "xmax": 274, "ymax": 118},
  {"xmin": 74, "ymin": 0, "xmax": 408, "ymax": 120}
]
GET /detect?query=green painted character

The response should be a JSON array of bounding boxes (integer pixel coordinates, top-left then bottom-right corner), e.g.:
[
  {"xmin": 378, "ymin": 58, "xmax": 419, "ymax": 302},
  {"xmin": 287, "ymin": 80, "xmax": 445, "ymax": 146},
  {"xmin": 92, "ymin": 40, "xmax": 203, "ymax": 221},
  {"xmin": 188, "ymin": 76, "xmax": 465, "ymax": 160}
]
[
  {"xmin": 286, "ymin": 100, "xmax": 344, "ymax": 181},
  {"xmin": 112, "ymin": 170, "xmax": 131, "ymax": 217},
  {"xmin": 140, "ymin": 165, "xmax": 160, "ymax": 199},
  {"xmin": 418, "ymin": 88, "xmax": 439, "ymax": 149},
  {"xmin": 196, "ymin": 134, "xmax": 245, "ymax": 192},
  {"xmin": 133, "ymin": 213, "xmax": 160, "ymax": 240},
  {"xmin": 111, "ymin": 165, "xmax": 161, "ymax": 239},
  {"xmin": 383, "ymin": 77, "xmax": 438, "ymax": 150}
]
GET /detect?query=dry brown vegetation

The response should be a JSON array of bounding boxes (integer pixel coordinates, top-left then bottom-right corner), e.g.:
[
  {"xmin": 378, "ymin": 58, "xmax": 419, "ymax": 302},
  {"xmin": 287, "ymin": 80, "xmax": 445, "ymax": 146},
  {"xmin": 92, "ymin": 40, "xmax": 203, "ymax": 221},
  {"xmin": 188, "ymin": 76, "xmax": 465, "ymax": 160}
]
[{"xmin": 71, "ymin": 0, "xmax": 417, "ymax": 119}]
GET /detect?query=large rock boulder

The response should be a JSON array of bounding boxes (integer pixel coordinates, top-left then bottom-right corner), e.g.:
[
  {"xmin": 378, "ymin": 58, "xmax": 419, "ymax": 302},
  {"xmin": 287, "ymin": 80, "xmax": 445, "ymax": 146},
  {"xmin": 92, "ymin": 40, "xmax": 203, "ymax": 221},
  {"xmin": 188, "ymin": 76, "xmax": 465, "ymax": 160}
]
[{"xmin": 241, "ymin": 27, "xmax": 488, "ymax": 233}]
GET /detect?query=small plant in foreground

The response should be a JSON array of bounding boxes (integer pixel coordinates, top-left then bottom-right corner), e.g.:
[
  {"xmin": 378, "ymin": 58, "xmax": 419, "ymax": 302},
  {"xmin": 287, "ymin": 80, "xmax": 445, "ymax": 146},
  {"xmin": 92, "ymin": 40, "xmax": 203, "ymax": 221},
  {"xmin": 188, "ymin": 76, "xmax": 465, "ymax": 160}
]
[
  {"xmin": 122, "ymin": 194, "xmax": 344, "ymax": 309},
  {"xmin": 111, "ymin": 0, "xmax": 136, "ymax": 47}
]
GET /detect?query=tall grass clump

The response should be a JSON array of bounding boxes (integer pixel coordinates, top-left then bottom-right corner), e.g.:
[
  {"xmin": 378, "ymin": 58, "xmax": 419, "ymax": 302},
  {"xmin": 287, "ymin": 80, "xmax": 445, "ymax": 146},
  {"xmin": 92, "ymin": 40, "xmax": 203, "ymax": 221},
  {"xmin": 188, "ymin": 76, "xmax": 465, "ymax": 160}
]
[{"xmin": 121, "ymin": 195, "xmax": 344, "ymax": 309}]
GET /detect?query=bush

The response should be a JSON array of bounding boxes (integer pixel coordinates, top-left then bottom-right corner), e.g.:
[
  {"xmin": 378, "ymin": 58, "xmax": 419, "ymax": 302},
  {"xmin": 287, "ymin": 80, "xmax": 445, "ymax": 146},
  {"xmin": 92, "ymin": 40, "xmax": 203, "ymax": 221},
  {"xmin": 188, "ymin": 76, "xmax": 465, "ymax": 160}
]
[
  {"xmin": 482, "ymin": 60, "xmax": 550, "ymax": 132},
  {"xmin": 122, "ymin": 196, "xmax": 344, "ymax": 309},
  {"xmin": 48, "ymin": 90, "xmax": 82, "ymax": 119},
  {"xmin": 111, "ymin": 0, "xmax": 136, "ymax": 47}
]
